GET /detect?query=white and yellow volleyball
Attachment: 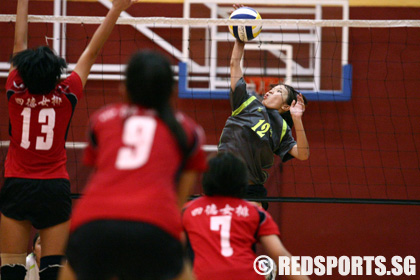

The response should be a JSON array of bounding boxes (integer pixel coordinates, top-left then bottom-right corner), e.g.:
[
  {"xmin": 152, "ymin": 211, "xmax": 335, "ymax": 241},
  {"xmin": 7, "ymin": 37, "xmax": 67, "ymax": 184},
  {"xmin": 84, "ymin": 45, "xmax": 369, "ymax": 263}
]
[{"xmin": 228, "ymin": 7, "xmax": 262, "ymax": 42}]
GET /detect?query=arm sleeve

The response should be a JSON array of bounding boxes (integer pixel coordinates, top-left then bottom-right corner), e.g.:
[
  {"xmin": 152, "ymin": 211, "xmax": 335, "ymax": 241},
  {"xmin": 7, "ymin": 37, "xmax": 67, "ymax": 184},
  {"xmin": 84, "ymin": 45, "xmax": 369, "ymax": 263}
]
[
  {"xmin": 6, "ymin": 69, "xmax": 25, "ymax": 99},
  {"xmin": 230, "ymin": 77, "xmax": 252, "ymax": 112},
  {"xmin": 182, "ymin": 200, "xmax": 194, "ymax": 214},
  {"xmin": 60, "ymin": 71, "xmax": 84, "ymax": 100},
  {"xmin": 274, "ymin": 123, "xmax": 296, "ymax": 163},
  {"xmin": 6, "ymin": 69, "xmax": 21, "ymax": 90},
  {"xmin": 256, "ymin": 208, "xmax": 281, "ymax": 238}
]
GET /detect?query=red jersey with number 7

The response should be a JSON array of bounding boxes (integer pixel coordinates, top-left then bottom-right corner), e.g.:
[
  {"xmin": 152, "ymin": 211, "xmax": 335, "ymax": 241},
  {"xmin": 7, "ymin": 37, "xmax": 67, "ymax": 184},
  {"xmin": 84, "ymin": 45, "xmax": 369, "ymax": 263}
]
[
  {"xmin": 182, "ymin": 196, "xmax": 280, "ymax": 280},
  {"xmin": 5, "ymin": 69, "xmax": 83, "ymax": 179}
]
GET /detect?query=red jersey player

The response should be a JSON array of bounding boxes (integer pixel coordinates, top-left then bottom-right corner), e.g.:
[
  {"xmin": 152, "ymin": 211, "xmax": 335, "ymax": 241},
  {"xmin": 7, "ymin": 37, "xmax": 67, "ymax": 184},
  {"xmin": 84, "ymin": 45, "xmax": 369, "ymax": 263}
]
[
  {"xmin": 60, "ymin": 51, "xmax": 207, "ymax": 280},
  {"xmin": 182, "ymin": 153, "xmax": 310, "ymax": 280},
  {"xmin": 0, "ymin": 0, "xmax": 134, "ymax": 279}
]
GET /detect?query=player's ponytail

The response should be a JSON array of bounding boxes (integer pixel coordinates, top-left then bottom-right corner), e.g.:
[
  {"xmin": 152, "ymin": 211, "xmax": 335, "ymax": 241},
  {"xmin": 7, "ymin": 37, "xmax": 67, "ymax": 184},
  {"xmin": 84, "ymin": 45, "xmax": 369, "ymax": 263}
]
[{"xmin": 155, "ymin": 102, "xmax": 190, "ymax": 158}]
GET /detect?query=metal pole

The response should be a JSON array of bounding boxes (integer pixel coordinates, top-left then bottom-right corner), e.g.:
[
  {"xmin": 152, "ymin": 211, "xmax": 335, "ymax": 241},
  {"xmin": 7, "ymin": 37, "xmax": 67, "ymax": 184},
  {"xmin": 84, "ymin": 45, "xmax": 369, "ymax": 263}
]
[
  {"xmin": 61, "ymin": 0, "xmax": 67, "ymax": 60},
  {"xmin": 53, "ymin": 0, "xmax": 61, "ymax": 55}
]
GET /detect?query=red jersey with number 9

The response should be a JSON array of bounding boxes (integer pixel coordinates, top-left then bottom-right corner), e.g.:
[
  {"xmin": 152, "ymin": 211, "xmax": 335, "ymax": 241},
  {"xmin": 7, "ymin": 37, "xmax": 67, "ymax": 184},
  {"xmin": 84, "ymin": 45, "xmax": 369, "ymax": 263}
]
[
  {"xmin": 5, "ymin": 69, "xmax": 83, "ymax": 179},
  {"xmin": 69, "ymin": 103, "xmax": 207, "ymax": 239},
  {"xmin": 182, "ymin": 196, "xmax": 280, "ymax": 280}
]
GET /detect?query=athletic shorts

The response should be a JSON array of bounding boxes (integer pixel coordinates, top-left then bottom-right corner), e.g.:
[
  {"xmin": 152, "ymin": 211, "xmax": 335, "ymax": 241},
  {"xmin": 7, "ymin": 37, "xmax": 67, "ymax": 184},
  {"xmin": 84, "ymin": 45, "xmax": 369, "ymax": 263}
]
[
  {"xmin": 0, "ymin": 177, "xmax": 71, "ymax": 229},
  {"xmin": 66, "ymin": 220, "xmax": 185, "ymax": 280},
  {"xmin": 245, "ymin": 184, "xmax": 267, "ymax": 198},
  {"xmin": 246, "ymin": 184, "xmax": 268, "ymax": 210}
]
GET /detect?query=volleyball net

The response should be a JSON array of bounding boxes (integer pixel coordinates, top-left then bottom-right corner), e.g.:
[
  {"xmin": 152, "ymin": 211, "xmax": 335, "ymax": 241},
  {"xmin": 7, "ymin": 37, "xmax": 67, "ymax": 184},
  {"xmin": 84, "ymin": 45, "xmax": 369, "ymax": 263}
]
[{"xmin": 0, "ymin": 2, "xmax": 419, "ymax": 205}]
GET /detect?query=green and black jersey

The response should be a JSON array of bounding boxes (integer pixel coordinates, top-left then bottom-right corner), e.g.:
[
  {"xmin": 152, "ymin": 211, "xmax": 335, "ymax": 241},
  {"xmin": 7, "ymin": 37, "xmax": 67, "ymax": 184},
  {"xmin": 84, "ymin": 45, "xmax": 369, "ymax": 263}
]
[{"xmin": 218, "ymin": 78, "xmax": 296, "ymax": 185}]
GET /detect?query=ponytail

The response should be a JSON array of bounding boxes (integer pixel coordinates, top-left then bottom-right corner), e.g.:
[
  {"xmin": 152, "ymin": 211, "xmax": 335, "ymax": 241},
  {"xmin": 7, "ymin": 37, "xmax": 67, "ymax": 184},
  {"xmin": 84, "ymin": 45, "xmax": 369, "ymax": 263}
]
[{"xmin": 156, "ymin": 103, "xmax": 191, "ymax": 161}]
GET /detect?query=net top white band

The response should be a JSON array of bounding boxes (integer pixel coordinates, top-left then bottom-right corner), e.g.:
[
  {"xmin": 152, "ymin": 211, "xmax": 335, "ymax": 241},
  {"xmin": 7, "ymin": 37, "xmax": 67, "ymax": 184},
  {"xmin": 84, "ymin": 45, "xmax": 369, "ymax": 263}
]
[{"xmin": 1, "ymin": 15, "xmax": 420, "ymax": 28}]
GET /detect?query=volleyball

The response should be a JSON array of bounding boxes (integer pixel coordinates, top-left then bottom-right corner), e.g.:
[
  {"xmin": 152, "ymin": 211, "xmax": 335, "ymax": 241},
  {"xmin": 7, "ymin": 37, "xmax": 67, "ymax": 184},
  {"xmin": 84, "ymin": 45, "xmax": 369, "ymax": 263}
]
[{"xmin": 228, "ymin": 7, "xmax": 262, "ymax": 42}]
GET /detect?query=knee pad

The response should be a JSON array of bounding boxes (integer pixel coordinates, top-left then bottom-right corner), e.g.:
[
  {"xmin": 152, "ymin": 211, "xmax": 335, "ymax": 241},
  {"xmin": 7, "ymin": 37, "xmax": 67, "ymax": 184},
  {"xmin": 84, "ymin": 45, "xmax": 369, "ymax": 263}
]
[{"xmin": 0, "ymin": 253, "xmax": 26, "ymax": 266}]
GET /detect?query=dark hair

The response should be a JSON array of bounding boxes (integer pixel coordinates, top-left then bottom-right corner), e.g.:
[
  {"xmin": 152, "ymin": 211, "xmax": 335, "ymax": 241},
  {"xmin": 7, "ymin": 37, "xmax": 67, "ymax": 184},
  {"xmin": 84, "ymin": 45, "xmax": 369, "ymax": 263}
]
[
  {"xmin": 32, "ymin": 232, "xmax": 40, "ymax": 249},
  {"xmin": 125, "ymin": 51, "xmax": 189, "ymax": 157},
  {"xmin": 269, "ymin": 83, "xmax": 308, "ymax": 106},
  {"xmin": 10, "ymin": 46, "xmax": 67, "ymax": 94},
  {"xmin": 203, "ymin": 153, "xmax": 248, "ymax": 198},
  {"xmin": 270, "ymin": 83, "xmax": 308, "ymax": 128}
]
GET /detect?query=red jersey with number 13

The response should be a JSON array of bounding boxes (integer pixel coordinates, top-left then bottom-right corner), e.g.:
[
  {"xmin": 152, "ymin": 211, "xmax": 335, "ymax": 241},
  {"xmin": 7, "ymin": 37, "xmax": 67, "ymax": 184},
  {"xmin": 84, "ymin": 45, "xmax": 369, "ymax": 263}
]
[{"xmin": 5, "ymin": 69, "xmax": 83, "ymax": 179}]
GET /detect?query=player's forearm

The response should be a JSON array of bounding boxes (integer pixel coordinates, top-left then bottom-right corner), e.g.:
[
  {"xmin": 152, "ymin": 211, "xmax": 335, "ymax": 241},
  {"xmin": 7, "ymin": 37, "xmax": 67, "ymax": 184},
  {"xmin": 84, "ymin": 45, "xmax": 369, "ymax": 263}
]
[
  {"xmin": 261, "ymin": 235, "xmax": 311, "ymax": 280},
  {"xmin": 292, "ymin": 117, "xmax": 310, "ymax": 160},
  {"xmin": 231, "ymin": 40, "xmax": 245, "ymax": 65},
  {"xmin": 230, "ymin": 40, "xmax": 245, "ymax": 89},
  {"xmin": 177, "ymin": 171, "xmax": 198, "ymax": 209},
  {"xmin": 13, "ymin": 0, "xmax": 29, "ymax": 55},
  {"xmin": 77, "ymin": 7, "xmax": 121, "ymax": 67},
  {"xmin": 74, "ymin": 3, "xmax": 128, "ymax": 87},
  {"xmin": 86, "ymin": 7, "xmax": 122, "ymax": 58}
]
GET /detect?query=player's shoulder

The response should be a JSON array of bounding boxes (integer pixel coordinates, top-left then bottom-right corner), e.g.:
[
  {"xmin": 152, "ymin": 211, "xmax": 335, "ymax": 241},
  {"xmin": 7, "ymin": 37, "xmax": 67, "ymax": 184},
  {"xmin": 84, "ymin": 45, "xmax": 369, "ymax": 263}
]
[
  {"xmin": 234, "ymin": 77, "xmax": 247, "ymax": 89},
  {"xmin": 6, "ymin": 69, "xmax": 26, "ymax": 93},
  {"xmin": 234, "ymin": 77, "xmax": 261, "ymax": 97},
  {"xmin": 231, "ymin": 199, "xmax": 274, "ymax": 224},
  {"xmin": 184, "ymin": 196, "xmax": 262, "ymax": 215},
  {"xmin": 267, "ymin": 108, "xmax": 284, "ymax": 122},
  {"xmin": 59, "ymin": 71, "xmax": 81, "ymax": 85},
  {"xmin": 56, "ymin": 71, "xmax": 83, "ymax": 95},
  {"xmin": 7, "ymin": 68, "xmax": 20, "ymax": 81},
  {"xmin": 183, "ymin": 196, "xmax": 206, "ymax": 210},
  {"xmin": 182, "ymin": 197, "xmax": 208, "ymax": 220},
  {"xmin": 175, "ymin": 111, "xmax": 201, "ymax": 130},
  {"xmin": 175, "ymin": 111, "xmax": 206, "ymax": 142},
  {"xmin": 240, "ymin": 199, "xmax": 268, "ymax": 215}
]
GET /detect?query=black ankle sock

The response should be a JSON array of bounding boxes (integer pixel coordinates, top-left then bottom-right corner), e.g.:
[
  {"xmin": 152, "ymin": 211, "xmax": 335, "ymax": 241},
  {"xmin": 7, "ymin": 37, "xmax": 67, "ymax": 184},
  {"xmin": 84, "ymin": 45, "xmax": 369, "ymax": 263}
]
[
  {"xmin": 39, "ymin": 255, "xmax": 64, "ymax": 280},
  {"xmin": 1, "ymin": 264, "xmax": 27, "ymax": 280}
]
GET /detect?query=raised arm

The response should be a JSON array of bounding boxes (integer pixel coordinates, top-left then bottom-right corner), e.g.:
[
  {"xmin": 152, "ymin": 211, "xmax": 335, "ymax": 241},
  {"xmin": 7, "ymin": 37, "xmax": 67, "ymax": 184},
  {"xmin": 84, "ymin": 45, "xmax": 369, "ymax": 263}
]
[
  {"xmin": 288, "ymin": 94, "xmax": 310, "ymax": 160},
  {"xmin": 10, "ymin": 0, "xmax": 29, "ymax": 71},
  {"xmin": 230, "ymin": 40, "xmax": 245, "ymax": 91},
  {"xmin": 73, "ymin": 0, "xmax": 134, "ymax": 87},
  {"xmin": 260, "ymin": 235, "xmax": 311, "ymax": 280}
]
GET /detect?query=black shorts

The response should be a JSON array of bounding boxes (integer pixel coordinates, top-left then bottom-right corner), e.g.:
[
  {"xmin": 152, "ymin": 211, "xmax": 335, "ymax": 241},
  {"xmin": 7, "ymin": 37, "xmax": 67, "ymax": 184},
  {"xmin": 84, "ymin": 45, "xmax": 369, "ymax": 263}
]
[
  {"xmin": 66, "ymin": 220, "xmax": 185, "ymax": 280},
  {"xmin": 245, "ymin": 184, "xmax": 267, "ymax": 198},
  {"xmin": 0, "ymin": 177, "xmax": 71, "ymax": 229},
  {"xmin": 245, "ymin": 184, "xmax": 268, "ymax": 210}
]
